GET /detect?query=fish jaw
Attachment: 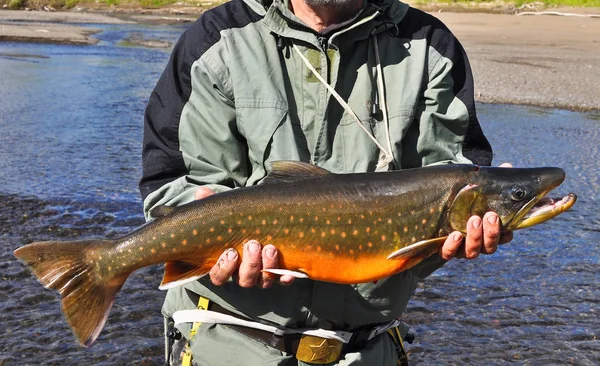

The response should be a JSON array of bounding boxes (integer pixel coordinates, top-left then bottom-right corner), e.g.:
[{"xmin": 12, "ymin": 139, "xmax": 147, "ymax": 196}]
[{"xmin": 510, "ymin": 193, "xmax": 577, "ymax": 230}]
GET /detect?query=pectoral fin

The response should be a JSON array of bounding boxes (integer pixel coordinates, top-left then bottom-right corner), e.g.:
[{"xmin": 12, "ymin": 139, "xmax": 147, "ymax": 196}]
[
  {"xmin": 387, "ymin": 237, "xmax": 448, "ymax": 272},
  {"xmin": 159, "ymin": 261, "xmax": 212, "ymax": 290},
  {"xmin": 261, "ymin": 269, "xmax": 309, "ymax": 279}
]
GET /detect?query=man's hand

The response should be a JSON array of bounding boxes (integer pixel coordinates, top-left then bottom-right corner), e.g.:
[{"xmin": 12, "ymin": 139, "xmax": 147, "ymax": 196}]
[
  {"xmin": 194, "ymin": 187, "xmax": 295, "ymax": 288},
  {"xmin": 440, "ymin": 163, "xmax": 514, "ymax": 260}
]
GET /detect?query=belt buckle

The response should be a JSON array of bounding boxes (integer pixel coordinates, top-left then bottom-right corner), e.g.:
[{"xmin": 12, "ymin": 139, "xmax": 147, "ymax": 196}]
[{"xmin": 295, "ymin": 334, "xmax": 343, "ymax": 364}]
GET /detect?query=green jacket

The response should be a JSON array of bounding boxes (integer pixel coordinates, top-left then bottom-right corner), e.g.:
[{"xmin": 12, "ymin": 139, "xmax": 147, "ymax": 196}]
[{"xmin": 140, "ymin": 0, "xmax": 492, "ymax": 362}]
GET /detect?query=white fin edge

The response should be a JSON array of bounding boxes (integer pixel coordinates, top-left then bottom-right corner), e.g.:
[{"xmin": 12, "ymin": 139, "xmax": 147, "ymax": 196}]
[{"xmin": 262, "ymin": 269, "xmax": 309, "ymax": 278}]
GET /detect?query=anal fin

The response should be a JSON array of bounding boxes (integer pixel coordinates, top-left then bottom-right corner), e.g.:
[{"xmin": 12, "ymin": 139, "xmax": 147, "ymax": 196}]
[
  {"xmin": 387, "ymin": 237, "xmax": 448, "ymax": 272},
  {"xmin": 159, "ymin": 261, "xmax": 212, "ymax": 290}
]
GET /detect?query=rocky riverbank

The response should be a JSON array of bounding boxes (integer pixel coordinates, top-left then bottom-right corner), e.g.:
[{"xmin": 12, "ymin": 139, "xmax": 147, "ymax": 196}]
[{"xmin": 1, "ymin": 6, "xmax": 599, "ymax": 111}]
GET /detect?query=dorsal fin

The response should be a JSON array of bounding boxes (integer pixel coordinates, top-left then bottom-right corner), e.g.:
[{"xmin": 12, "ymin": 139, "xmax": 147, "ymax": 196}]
[
  {"xmin": 149, "ymin": 205, "xmax": 175, "ymax": 218},
  {"xmin": 262, "ymin": 161, "xmax": 331, "ymax": 185}
]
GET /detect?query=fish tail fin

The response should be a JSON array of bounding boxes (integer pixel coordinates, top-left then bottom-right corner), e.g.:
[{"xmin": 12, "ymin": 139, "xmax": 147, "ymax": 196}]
[{"xmin": 13, "ymin": 239, "xmax": 124, "ymax": 347}]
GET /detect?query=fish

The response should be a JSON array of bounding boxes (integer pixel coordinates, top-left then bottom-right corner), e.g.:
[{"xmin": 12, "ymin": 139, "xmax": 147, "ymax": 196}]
[{"xmin": 13, "ymin": 162, "xmax": 576, "ymax": 347}]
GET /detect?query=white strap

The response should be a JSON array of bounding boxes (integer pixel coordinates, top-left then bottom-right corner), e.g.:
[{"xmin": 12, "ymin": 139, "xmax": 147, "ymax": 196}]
[
  {"xmin": 292, "ymin": 44, "xmax": 394, "ymax": 169},
  {"xmin": 173, "ymin": 309, "xmax": 353, "ymax": 343}
]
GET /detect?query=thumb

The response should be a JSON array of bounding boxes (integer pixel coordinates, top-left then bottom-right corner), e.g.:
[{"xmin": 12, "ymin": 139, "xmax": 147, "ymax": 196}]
[{"xmin": 194, "ymin": 186, "xmax": 216, "ymax": 200}]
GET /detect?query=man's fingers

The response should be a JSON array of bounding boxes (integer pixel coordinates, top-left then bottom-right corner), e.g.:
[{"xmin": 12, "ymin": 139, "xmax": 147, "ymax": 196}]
[
  {"xmin": 440, "ymin": 232, "xmax": 463, "ymax": 260},
  {"xmin": 499, "ymin": 162, "xmax": 513, "ymax": 168},
  {"xmin": 237, "ymin": 240, "xmax": 262, "ymax": 288},
  {"xmin": 259, "ymin": 244, "xmax": 278, "ymax": 289},
  {"xmin": 209, "ymin": 248, "xmax": 239, "ymax": 286},
  {"xmin": 464, "ymin": 216, "xmax": 483, "ymax": 258},
  {"xmin": 481, "ymin": 212, "xmax": 501, "ymax": 255},
  {"xmin": 195, "ymin": 186, "xmax": 216, "ymax": 200}
]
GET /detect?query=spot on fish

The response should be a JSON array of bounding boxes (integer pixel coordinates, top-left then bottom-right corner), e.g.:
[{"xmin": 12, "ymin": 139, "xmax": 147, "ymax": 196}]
[
  {"xmin": 151, "ymin": 249, "xmax": 156, "ymax": 253},
  {"xmin": 209, "ymin": 228, "xmax": 214, "ymax": 233},
  {"xmin": 326, "ymin": 220, "xmax": 331, "ymax": 225},
  {"xmin": 122, "ymin": 263, "xmax": 126, "ymax": 267},
  {"xmin": 182, "ymin": 240, "xmax": 187, "ymax": 246},
  {"xmin": 348, "ymin": 219, "xmax": 352, "ymax": 224},
  {"xmin": 378, "ymin": 218, "xmax": 382, "ymax": 222},
  {"xmin": 162, "ymin": 242, "xmax": 167, "ymax": 248},
  {"xmin": 171, "ymin": 233, "xmax": 176, "ymax": 238},
  {"xmin": 220, "ymin": 220, "xmax": 225, "ymax": 225},
  {"xmin": 411, "ymin": 237, "xmax": 416, "ymax": 243},
  {"xmin": 360, "ymin": 214, "xmax": 365, "ymax": 219},
  {"xmin": 368, "ymin": 242, "xmax": 373, "ymax": 248},
  {"xmin": 108, "ymin": 266, "xmax": 111, "ymax": 271},
  {"xmin": 311, "ymin": 228, "xmax": 316, "ymax": 233},
  {"xmin": 350, "ymin": 249, "xmax": 354, "ymax": 254},
  {"xmin": 429, "ymin": 208, "xmax": 435, "ymax": 214},
  {"xmin": 139, "ymin": 247, "xmax": 144, "ymax": 251},
  {"xmin": 381, "ymin": 235, "xmax": 386, "ymax": 242},
  {"xmin": 315, "ymin": 216, "xmax": 319, "ymax": 221},
  {"xmin": 352, "ymin": 230, "xmax": 358, "ymax": 236},
  {"xmin": 330, "ymin": 229, "xmax": 336, "ymax": 235},
  {"xmin": 206, "ymin": 238, "xmax": 211, "ymax": 244},
  {"xmin": 237, "ymin": 220, "xmax": 242, "ymax": 225},
  {"xmin": 193, "ymin": 230, "xmax": 198, "ymax": 236},
  {"xmin": 335, "ymin": 245, "xmax": 340, "ymax": 251},
  {"xmin": 359, "ymin": 244, "xmax": 363, "ymax": 250},
  {"xmin": 284, "ymin": 228, "xmax": 289, "ymax": 234},
  {"xmin": 242, "ymin": 229, "xmax": 247, "ymax": 234},
  {"xmin": 410, "ymin": 210, "xmax": 415, "ymax": 215},
  {"xmin": 267, "ymin": 235, "xmax": 273, "ymax": 241},
  {"xmin": 273, "ymin": 219, "xmax": 278, "ymax": 225},
  {"xmin": 98, "ymin": 256, "xmax": 103, "ymax": 260},
  {"xmin": 218, "ymin": 236, "xmax": 223, "ymax": 241},
  {"xmin": 337, "ymin": 217, "xmax": 341, "ymax": 221},
  {"xmin": 403, "ymin": 227, "xmax": 408, "ymax": 233},
  {"xmin": 322, "ymin": 207, "xmax": 327, "ymax": 212},
  {"xmin": 299, "ymin": 218, "xmax": 304, "ymax": 223},
  {"xmin": 299, "ymin": 232, "xmax": 305, "ymax": 238},
  {"xmin": 366, "ymin": 227, "xmax": 371, "ymax": 233},
  {"xmin": 341, "ymin": 232, "xmax": 347, "ymax": 238},
  {"xmin": 228, "ymin": 228, "xmax": 233, "ymax": 234},
  {"xmin": 397, "ymin": 212, "xmax": 402, "ymax": 217},
  {"xmin": 321, "ymin": 232, "xmax": 326, "ymax": 238},
  {"xmin": 152, "ymin": 236, "xmax": 156, "ymax": 241},
  {"xmin": 262, "ymin": 220, "xmax": 266, "ymax": 225},
  {"xmin": 317, "ymin": 246, "xmax": 322, "ymax": 252},
  {"xmin": 128, "ymin": 249, "xmax": 132, "ymax": 253},
  {"xmin": 422, "ymin": 219, "xmax": 427, "ymax": 225},
  {"xmin": 388, "ymin": 219, "xmax": 392, "ymax": 224},
  {"xmin": 172, "ymin": 248, "xmax": 177, "ymax": 253},
  {"xmin": 248, "ymin": 215, "xmax": 253, "ymax": 220}
]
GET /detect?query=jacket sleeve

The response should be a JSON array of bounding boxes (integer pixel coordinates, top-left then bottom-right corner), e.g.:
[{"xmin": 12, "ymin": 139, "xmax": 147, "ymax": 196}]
[
  {"xmin": 406, "ymin": 19, "xmax": 492, "ymax": 169},
  {"xmin": 139, "ymin": 26, "xmax": 248, "ymax": 220}
]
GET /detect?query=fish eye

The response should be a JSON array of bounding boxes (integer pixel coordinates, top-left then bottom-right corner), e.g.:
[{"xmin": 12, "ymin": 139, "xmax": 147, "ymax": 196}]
[{"xmin": 511, "ymin": 187, "xmax": 526, "ymax": 201}]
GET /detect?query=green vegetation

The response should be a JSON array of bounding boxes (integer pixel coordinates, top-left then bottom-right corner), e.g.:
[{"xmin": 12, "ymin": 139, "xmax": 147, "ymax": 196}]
[
  {"xmin": 413, "ymin": 0, "xmax": 600, "ymax": 8},
  {"xmin": 1, "ymin": 0, "xmax": 598, "ymax": 11}
]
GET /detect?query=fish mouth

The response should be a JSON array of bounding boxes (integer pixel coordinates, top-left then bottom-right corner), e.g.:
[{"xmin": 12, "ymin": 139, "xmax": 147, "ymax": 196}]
[{"xmin": 510, "ymin": 193, "xmax": 577, "ymax": 230}]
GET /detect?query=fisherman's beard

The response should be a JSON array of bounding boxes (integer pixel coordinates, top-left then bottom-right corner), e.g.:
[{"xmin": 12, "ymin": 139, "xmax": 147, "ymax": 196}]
[
  {"xmin": 302, "ymin": 0, "xmax": 364, "ymax": 25},
  {"xmin": 304, "ymin": 0, "xmax": 358, "ymax": 5}
]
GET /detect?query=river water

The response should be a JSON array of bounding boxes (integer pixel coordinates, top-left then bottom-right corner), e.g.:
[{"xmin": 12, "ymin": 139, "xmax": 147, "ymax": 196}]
[{"xmin": 0, "ymin": 22, "xmax": 598, "ymax": 365}]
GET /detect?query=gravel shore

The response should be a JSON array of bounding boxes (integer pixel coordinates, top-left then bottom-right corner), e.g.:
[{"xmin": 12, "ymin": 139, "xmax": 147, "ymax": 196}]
[{"xmin": 1, "ymin": 8, "xmax": 599, "ymax": 111}]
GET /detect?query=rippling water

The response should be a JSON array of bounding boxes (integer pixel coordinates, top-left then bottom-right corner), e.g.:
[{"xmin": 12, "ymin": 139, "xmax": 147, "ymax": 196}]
[{"xmin": 1, "ymin": 23, "xmax": 598, "ymax": 365}]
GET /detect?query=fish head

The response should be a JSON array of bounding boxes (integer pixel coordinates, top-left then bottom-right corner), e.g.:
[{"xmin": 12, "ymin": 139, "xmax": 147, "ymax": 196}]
[{"xmin": 447, "ymin": 166, "xmax": 576, "ymax": 233}]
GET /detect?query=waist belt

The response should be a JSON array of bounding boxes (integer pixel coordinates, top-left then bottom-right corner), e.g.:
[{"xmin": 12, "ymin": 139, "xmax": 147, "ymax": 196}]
[{"xmin": 173, "ymin": 302, "xmax": 405, "ymax": 364}]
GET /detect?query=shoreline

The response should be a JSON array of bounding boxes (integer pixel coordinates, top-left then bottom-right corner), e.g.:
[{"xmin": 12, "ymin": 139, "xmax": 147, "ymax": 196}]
[{"xmin": 1, "ymin": 7, "xmax": 599, "ymax": 112}]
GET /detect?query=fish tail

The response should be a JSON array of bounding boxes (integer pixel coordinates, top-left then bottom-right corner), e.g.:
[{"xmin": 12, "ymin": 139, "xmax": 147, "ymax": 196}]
[{"xmin": 14, "ymin": 239, "xmax": 124, "ymax": 347}]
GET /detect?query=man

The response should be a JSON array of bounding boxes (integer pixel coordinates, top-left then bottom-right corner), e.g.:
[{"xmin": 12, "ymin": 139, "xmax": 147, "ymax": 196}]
[{"xmin": 140, "ymin": 0, "xmax": 512, "ymax": 364}]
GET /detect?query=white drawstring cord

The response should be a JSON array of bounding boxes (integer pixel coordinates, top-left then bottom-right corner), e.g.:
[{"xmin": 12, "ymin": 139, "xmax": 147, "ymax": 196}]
[
  {"xmin": 371, "ymin": 34, "xmax": 394, "ymax": 169},
  {"xmin": 292, "ymin": 43, "xmax": 394, "ymax": 170}
]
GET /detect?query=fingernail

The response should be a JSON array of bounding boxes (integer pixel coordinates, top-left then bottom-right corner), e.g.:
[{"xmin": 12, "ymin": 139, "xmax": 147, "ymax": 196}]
[
  {"xmin": 487, "ymin": 214, "xmax": 498, "ymax": 224},
  {"xmin": 265, "ymin": 247, "xmax": 276, "ymax": 259},
  {"xmin": 226, "ymin": 248, "xmax": 238, "ymax": 260},
  {"xmin": 452, "ymin": 232, "xmax": 462, "ymax": 242},
  {"xmin": 472, "ymin": 217, "xmax": 482, "ymax": 229},
  {"xmin": 246, "ymin": 241, "xmax": 260, "ymax": 254}
]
